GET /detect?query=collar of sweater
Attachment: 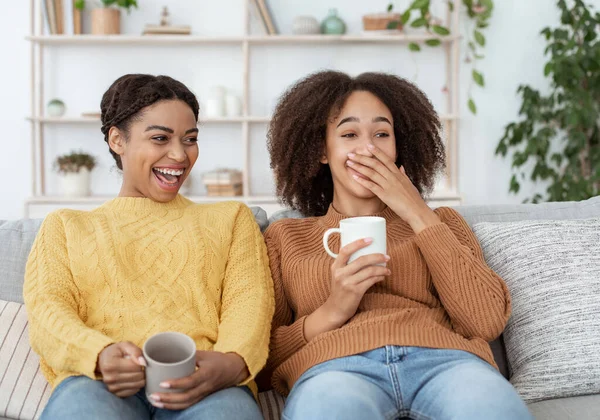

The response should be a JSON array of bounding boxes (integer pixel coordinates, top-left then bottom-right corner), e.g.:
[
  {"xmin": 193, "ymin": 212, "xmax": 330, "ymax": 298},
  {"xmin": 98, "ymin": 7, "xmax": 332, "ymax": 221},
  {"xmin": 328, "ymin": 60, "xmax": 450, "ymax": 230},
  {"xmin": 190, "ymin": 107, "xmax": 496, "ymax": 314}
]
[
  {"xmin": 100, "ymin": 194, "xmax": 193, "ymax": 214},
  {"xmin": 321, "ymin": 203, "xmax": 400, "ymax": 227}
]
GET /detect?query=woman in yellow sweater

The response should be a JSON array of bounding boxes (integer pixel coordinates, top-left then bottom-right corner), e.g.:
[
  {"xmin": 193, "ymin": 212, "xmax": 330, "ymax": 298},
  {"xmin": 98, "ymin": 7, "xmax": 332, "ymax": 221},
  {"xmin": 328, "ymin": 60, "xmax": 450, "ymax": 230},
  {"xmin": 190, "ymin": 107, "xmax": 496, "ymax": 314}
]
[
  {"xmin": 24, "ymin": 74, "xmax": 274, "ymax": 420},
  {"xmin": 260, "ymin": 71, "xmax": 532, "ymax": 419}
]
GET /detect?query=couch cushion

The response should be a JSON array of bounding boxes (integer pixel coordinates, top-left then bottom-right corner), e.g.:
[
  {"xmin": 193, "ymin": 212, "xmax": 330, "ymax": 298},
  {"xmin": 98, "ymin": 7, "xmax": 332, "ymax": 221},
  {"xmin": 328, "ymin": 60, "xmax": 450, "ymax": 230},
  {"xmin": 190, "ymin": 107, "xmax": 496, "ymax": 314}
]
[
  {"xmin": 473, "ymin": 218, "xmax": 600, "ymax": 404},
  {"xmin": 528, "ymin": 394, "xmax": 600, "ymax": 420},
  {"xmin": 0, "ymin": 300, "xmax": 51, "ymax": 420},
  {"xmin": 0, "ymin": 220, "xmax": 42, "ymax": 304}
]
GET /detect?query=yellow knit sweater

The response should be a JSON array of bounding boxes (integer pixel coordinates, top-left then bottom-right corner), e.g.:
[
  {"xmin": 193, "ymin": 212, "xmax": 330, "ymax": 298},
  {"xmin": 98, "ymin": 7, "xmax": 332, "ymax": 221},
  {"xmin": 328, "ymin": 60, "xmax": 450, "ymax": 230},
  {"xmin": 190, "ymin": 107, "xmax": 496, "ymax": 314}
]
[{"xmin": 24, "ymin": 195, "xmax": 274, "ymax": 394}]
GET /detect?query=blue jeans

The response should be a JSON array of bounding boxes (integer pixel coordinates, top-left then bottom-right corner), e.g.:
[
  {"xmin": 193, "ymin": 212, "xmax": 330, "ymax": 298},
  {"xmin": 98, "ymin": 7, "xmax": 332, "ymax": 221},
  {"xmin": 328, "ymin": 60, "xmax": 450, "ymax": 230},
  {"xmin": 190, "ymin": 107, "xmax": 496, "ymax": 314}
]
[
  {"xmin": 284, "ymin": 346, "xmax": 533, "ymax": 420},
  {"xmin": 41, "ymin": 376, "xmax": 262, "ymax": 420}
]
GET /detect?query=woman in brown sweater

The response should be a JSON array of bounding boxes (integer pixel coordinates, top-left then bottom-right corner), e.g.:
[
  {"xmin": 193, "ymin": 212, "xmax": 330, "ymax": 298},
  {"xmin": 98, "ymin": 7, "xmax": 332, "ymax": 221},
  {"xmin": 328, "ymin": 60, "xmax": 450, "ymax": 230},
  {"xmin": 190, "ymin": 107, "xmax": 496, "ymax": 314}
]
[{"xmin": 260, "ymin": 71, "xmax": 532, "ymax": 419}]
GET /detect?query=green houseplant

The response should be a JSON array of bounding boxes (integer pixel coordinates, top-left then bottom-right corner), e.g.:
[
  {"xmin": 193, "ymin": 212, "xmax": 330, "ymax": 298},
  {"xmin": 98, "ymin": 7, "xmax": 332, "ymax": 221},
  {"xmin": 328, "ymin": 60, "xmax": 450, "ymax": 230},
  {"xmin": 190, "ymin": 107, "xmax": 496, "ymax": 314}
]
[
  {"xmin": 382, "ymin": 0, "xmax": 493, "ymax": 114},
  {"xmin": 54, "ymin": 151, "xmax": 97, "ymax": 197},
  {"xmin": 496, "ymin": 0, "xmax": 600, "ymax": 203}
]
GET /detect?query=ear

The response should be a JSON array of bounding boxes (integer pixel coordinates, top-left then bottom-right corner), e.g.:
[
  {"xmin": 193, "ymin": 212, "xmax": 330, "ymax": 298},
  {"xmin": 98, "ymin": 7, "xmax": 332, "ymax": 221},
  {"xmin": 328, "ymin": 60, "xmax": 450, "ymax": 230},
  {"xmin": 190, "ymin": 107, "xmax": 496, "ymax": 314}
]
[
  {"xmin": 319, "ymin": 147, "xmax": 328, "ymax": 164},
  {"xmin": 108, "ymin": 127, "xmax": 126, "ymax": 157}
]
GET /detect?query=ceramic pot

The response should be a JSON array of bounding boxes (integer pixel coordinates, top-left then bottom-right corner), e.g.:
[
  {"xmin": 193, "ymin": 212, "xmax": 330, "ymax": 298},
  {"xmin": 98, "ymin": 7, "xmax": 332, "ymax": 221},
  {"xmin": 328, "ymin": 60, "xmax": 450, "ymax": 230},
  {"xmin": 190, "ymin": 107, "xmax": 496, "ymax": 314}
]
[
  {"xmin": 59, "ymin": 168, "xmax": 91, "ymax": 197},
  {"xmin": 292, "ymin": 16, "xmax": 320, "ymax": 35},
  {"xmin": 91, "ymin": 8, "xmax": 120, "ymax": 35}
]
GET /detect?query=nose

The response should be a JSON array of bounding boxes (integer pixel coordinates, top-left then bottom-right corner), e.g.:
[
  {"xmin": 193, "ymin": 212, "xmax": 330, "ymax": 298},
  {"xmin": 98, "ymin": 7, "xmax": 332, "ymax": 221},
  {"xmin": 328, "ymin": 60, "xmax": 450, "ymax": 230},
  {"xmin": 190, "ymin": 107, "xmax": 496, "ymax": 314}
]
[
  {"xmin": 167, "ymin": 141, "xmax": 187, "ymax": 163},
  {"xmin": 355, "ymin": 139, "xmax": 374, "ymax": 156}
]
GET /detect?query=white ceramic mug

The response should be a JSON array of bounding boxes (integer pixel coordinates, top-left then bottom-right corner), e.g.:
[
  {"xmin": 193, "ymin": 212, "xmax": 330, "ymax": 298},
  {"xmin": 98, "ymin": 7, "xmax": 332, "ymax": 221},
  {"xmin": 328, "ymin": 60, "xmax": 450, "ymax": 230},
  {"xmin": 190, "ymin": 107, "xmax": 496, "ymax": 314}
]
[
  {"xmin": 143, "ymin": 332, "xmax": 197, "ymax": 399},
  {"xmin": 323, "ymin": 216, "xmax": 386, "ymax": 263}
]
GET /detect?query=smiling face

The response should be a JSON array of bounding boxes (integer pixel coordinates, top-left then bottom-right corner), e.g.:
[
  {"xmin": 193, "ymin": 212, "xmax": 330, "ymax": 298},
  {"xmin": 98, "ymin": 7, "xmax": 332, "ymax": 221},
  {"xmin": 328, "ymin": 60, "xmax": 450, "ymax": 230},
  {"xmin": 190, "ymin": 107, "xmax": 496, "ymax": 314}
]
[
  {"xmin": 322, "ymin": 90, "xmax": 397, "ymax": 202},
  {"xmin": 108, "ymin": 99, "xmax": 199, "ymax": 202}
]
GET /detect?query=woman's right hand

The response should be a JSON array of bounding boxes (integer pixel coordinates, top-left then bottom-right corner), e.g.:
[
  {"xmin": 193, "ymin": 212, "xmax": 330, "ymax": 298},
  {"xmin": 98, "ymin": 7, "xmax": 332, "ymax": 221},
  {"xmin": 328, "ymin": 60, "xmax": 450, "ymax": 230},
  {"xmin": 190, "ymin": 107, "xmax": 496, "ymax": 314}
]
[
  {"xmin": 97, "ymin": 342, "xmax": 147, "ymax": 398},
  {"xmin": 304, "ymin": 239, "xmax": 390, "ymax": 341}
]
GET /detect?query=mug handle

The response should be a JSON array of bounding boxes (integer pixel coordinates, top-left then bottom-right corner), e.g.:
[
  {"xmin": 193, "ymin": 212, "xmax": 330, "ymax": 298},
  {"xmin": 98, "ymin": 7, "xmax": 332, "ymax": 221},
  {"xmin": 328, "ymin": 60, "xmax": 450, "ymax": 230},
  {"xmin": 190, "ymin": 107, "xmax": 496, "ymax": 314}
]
[{"xmin": 323, "ymin": 228, "xmax": 341, "ymax": 258}]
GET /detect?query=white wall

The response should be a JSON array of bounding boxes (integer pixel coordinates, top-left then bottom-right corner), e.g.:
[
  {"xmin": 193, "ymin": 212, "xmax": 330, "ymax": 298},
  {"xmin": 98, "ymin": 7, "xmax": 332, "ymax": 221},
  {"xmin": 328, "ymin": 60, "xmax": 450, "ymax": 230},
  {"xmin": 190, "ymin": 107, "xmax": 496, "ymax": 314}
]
[{"xmin": 0, "ymin": 0, "xmax": 593, "ymax": 220}]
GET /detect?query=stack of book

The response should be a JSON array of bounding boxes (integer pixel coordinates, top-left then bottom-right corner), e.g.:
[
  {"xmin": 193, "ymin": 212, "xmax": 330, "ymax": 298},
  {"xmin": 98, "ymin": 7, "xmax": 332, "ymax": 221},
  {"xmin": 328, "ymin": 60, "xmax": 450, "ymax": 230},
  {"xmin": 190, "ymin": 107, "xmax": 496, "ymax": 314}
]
[
  {"xmin": 203, "ymin": 169, "xmax": 243, "ymax": 197},
  {"xmin": 142, "ymin": 25, "xmax": 192, "ymax": 36},
  {"xmin": 43, "ymin": 0, "xmax": 82, "ymax": 35}
]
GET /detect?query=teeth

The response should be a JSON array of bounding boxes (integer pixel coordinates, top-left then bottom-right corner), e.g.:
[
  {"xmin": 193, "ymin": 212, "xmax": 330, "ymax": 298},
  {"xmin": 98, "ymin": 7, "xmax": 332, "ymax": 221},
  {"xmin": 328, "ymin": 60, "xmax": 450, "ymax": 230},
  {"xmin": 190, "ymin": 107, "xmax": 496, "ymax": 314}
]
[{"xmin": 154, "ymin": 168, "xmax": 184, "ymax": 176}]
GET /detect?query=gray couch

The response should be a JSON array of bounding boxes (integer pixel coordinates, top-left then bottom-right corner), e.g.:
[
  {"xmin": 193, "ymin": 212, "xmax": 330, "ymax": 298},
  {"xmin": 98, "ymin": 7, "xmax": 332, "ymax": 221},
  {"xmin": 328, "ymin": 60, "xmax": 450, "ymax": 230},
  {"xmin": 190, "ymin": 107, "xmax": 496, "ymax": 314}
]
[{"xmin": 1, "ymin": 197, "xmax": 599, "ymax": 419}]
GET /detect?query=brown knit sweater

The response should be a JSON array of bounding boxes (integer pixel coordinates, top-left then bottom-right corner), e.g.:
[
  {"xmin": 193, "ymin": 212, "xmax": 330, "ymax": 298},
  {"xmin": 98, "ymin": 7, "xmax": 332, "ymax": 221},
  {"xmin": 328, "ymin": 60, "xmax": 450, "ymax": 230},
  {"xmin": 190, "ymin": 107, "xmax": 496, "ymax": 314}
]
[{"xmin": 261, "ymin": 205, "xmax": 511, "ymax": 396}]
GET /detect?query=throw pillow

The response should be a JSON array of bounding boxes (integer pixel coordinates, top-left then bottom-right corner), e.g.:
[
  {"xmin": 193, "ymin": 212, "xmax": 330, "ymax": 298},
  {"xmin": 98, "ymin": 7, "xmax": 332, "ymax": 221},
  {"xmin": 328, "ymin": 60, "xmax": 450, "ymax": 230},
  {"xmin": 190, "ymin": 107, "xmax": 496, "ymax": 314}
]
[
  {"xmin": 473, "ymin": 218, "xmax": 600, "ymax": 403},
  {"xmin": 0, "ymin": 300, "xmax": 51, "ymax": 420}
]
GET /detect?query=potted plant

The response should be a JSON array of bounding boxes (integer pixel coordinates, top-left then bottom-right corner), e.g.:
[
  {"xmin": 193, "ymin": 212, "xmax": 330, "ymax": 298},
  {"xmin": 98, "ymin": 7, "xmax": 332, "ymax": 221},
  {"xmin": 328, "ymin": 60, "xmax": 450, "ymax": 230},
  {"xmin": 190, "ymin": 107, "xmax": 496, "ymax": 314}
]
[
  {"xmin": 54, "ymin": 151, "xmax": 97, "ymax": 197},
  {"xmin": 362, "ymin": 3, "xmax": 403, "ymax": 33},
  {"xmin": 75, "ymin": 0, "xmax": 138, "ymax": 35},
  {"xmin": 496, "ymin": 0, "xmax": 600, "ymax": 202}
]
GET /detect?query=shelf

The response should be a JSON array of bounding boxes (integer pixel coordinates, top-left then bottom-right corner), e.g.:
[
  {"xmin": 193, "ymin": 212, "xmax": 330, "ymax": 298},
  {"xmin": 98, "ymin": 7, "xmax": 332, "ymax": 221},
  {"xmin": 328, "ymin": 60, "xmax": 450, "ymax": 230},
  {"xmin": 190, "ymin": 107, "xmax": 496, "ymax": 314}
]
[
  {"xmin": 26, "ymin": 34, "xmax": 460, "ymax": 46},
  {"xmin": 25, "ymin": 195, "xmax": 280, "ymax": 205},
  {"xmin": 25, "ymin": 191, "xmax": 459, "ymax": 206},
  {"xmin": 27, "ymin": 115, "xmax": 457, "ymax": 124}
]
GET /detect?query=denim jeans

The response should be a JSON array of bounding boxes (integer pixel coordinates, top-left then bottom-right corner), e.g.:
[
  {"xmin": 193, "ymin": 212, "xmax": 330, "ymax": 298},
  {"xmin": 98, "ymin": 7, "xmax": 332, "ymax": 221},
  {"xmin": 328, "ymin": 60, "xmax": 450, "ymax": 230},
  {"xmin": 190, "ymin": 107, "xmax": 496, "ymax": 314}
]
[
  {"xmin": 41, "ymin": 376, "xmax": 263, "ymax": 420},
  {"xmin": 284, "ymin": 346, "xmax": 533, "ymax": 420}
]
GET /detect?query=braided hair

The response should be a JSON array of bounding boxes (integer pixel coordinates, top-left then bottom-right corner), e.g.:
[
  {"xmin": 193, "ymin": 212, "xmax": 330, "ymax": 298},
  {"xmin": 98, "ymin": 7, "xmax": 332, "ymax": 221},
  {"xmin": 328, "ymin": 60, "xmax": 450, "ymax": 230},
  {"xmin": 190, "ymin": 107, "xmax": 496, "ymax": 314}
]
[{"xmin": 100, "ymin": 74, "xmax": 199, "ymax": 169}]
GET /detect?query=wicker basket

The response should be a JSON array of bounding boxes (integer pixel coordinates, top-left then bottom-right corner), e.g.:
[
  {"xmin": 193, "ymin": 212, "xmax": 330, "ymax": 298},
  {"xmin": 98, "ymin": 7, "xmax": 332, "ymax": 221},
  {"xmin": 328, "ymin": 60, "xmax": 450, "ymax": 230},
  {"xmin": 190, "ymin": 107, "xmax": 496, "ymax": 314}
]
[{"xmin": 362, "ymin": 13, "xmax": 403, "ymax": 31}]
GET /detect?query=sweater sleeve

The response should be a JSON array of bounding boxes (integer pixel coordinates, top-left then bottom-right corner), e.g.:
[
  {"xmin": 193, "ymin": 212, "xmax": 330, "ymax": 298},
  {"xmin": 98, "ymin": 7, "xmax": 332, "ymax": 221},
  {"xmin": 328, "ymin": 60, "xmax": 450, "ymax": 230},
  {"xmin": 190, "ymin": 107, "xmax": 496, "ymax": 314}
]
[
  {"xmin": 23, "ymin": 212, "xmax": 115, "ymax": 381},
  {"xmin": 257, "ymin": 223, "xmax": 308, "ymax": 391},
  {"xmin": 414, "ymin": 207, "xmax": 511, "ymax": 341},
  {"xmin": 213, "ymin": 204, "xmax": 275, "ymax": 385}
]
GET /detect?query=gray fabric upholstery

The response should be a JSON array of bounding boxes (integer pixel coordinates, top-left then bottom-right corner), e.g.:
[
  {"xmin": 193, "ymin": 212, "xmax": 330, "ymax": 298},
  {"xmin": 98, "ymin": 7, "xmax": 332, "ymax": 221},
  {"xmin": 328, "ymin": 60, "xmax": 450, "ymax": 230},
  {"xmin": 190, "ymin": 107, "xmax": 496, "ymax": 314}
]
[
  {"xmin": 0, "ymin": 219, "xmax": 42, "ymax": 304},
  {"xmin": 528, "ymin": 394, "xmax": 600, "ymax": 420},
  {"xmin": 474, "ymin": 218, "xmax": 600, "ymax": 403}
]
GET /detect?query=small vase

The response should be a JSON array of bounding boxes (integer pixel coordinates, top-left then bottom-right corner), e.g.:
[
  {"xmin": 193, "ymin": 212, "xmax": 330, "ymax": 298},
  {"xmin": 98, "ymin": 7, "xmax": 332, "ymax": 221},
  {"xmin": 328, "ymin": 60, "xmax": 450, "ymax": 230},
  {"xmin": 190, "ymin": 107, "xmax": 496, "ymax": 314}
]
[
  {"xmin": 292, "ymin": 16, "xmax": 321, "ymax": 35},
  {"xmin": 91, "ymin": 8, "xmax": 121, "ymax": 35},
  {"xmin": 47, "ymin": 99, "xmax": 66, "ymax": 117},
  {"xmin": 59, "ymin": 168, "xmax": 91, "ymax": 197},
  {"xmin": 321, "ymin": 9, "xmax": 346, "ymax": 35}
]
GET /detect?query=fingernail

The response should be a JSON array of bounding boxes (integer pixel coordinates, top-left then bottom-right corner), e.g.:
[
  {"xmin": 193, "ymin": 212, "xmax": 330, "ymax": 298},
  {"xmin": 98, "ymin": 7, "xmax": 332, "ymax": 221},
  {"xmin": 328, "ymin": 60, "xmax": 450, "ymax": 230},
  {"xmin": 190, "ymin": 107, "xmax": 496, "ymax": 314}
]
[
  {"xmin": 368, "ymin": 144, "xmax": 375, "ymax": 149},
  {"xmin": 347, "ymin": 153, "xmax": 355, "ymax": 158},
  {"xmin": 346, "ymin": 160, "xmax": 354, "ymax": 166},
  {"xmin": 153, "ymin": 402, "xmax": 164, "ymax": 408},
  {"xmin": 364, "ymin": 238, "xmax": 373, "ymax": 244},
  {"xmin": 387, "ymin": 270, "xmax": 392, "ymax": 275},
  {"xmin": 151, "ymin": 394, "xmax": 160, "ymax": 402},
  {"xmin": 138, "ymin": 357, "xmax": 147, "ymax": 367},
  {"xmin": 385, "ymin": 255, "xmax": 391, "ymax": 261},
  {"xmin": 160, "ymin": 382, "xmax": 170, "ymax": 389},
  {"xmin": 352, "ymin": 174, "xmax": 360, "ymax": 180}
]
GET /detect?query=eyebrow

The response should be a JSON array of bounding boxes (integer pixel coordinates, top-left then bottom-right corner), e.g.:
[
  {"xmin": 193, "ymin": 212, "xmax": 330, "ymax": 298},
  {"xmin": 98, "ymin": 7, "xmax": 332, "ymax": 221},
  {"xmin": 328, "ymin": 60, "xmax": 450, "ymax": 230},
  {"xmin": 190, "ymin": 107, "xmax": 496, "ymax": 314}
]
[
  {"xmin": 336, "ymin": 116, "xmax": 392, "ymax": 128},
  {"xmin": 145, "ymin": 125, "xmax": 199, "ymax": 135}
]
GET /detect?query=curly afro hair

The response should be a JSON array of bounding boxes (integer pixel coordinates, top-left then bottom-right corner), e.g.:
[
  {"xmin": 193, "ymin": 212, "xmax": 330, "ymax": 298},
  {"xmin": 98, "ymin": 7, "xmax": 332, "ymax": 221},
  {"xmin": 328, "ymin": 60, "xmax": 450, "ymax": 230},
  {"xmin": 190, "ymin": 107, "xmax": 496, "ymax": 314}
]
[
  {"xmin": 267, "ymin": 70, "xmax": 446, "ymax": 217},
  {"xmin": 100, "ymin": 74, "xmax": 199, "ymax": 170}
]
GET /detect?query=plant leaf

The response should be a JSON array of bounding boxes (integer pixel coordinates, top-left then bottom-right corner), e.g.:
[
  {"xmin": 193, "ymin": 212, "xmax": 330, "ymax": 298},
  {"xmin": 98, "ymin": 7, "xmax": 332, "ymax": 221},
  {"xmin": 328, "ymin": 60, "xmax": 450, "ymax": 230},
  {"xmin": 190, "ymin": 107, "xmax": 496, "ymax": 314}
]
[
  {"xmin": 474, "ymin": 30, "xmax": 486, "ymax": 46},
  {"xmin": 425, "ymin": 39, "xmax": 442, "ymax": 46},
  {"xmin": 387, "ymin": 20, "xmax": 400, "ymax": 29},
  {"xmin": 408, "ymin": 42, "xmax": 421, "ymax": 51},
  {"xmin": 543, "ymin": 62, "xmax": 553, "ymax": 77},
  {"xmin": 388, "ymin": 3, "xmax": 394, "ymax": 12},
  {"xmin": 448, "ymin": 1, "xmax": 454, "ymax": 12},
  {"xmin": 432, "ymin": 25, "xmax": 450, "ymax": 36},
  {"xmin": 401, "ymin": 9, "xmax": 412, "ymax": 25},
  {"xmin": 411, "ymin": 0, "xmax": 429, "ymax": 9},
  {"xmin": 411, "ymin": 18, "xmax": 427, "ymax": 28},
  {"xmin": 468, "ymin": 98, "xmax": 477, "ymax": 114},
  {"xmin": 74, "ymin": 0, "xmax": 85, "ymax": 9},
  {"xmin": 472, "ymin": 70, "xmax": 485, "ymax": 87}
]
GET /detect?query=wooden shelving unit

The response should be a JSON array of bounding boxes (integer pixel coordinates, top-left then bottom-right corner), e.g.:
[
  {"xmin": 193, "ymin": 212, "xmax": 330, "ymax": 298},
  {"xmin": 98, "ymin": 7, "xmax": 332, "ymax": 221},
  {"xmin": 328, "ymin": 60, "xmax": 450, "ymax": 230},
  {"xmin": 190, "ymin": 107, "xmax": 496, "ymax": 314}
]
[{"xmin": 26, "ymin": 0, "xmax": 462, "ymax": 218}]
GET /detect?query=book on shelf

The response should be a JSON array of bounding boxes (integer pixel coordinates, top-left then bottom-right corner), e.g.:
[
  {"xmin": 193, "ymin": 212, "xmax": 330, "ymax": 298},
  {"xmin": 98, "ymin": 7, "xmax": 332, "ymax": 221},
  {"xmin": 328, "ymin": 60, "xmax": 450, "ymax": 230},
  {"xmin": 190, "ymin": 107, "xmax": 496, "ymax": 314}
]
[
  {"xmin": 43, "ymin": 0, "xmax": 80, "ymax": 35},
  {"xmin": 253, "ymin": 0, "xmax": 278, "ymax": 35},
  {"xmin": 142, "ymin": 24, "xmax": 192, "ymax": 35},
  {"xmin": 206, "ymin": 184, "xmax": 243, "ymax": 197}
]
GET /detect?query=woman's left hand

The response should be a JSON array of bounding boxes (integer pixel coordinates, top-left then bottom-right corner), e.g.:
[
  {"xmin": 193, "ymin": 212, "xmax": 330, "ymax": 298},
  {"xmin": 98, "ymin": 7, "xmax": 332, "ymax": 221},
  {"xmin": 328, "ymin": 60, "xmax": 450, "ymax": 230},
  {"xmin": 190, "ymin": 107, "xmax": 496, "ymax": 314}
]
[
  {"xmin": 149, "ymin": 351, "xmax": 248, "ymax": 410},
  {"xmin": 347, "ymin": 144, "xmax": 441, "ymax": 234}
]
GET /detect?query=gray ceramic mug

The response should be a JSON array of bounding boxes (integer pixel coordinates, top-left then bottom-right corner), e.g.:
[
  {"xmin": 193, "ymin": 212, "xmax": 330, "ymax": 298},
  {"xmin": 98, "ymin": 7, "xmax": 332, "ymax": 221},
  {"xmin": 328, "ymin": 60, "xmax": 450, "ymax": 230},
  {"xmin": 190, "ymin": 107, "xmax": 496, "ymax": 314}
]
[{"xmin": 143, "ymin": 332, "xmax": 197, "ymax": 398}]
